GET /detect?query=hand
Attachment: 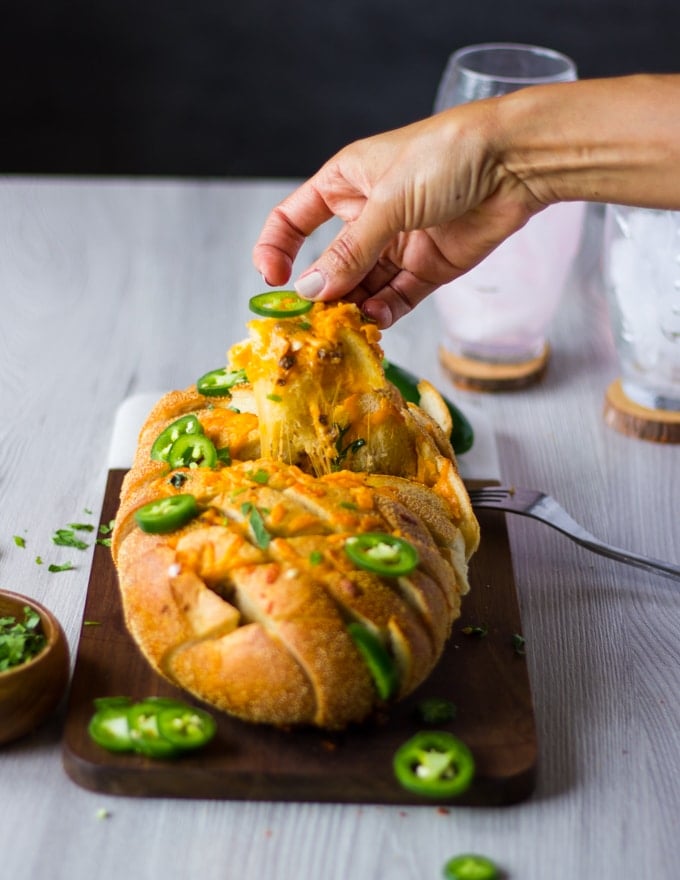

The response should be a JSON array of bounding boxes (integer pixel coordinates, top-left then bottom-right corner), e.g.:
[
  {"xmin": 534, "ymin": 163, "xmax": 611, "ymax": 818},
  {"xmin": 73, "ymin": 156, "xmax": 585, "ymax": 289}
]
[{"xmin": 252, "ymin": 101, "xmax": 544, "ymax": 328}]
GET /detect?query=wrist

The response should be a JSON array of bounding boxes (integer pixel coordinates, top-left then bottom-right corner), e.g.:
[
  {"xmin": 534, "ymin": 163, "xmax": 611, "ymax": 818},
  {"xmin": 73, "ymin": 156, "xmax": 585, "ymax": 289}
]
[{"xmin": 496, "ymin": 75, "xmax": 680, "ymax": 209}]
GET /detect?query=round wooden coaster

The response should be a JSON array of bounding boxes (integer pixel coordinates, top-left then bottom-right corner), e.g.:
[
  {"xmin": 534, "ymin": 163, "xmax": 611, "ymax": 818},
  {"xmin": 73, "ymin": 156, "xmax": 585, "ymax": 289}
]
[
  {"xmin": 439, "ymin": 344, "xmax": 550, "ymax": 392},
  {"xmin": 603, "ymin": 379, "xmax": 680, "ymax": 443}
]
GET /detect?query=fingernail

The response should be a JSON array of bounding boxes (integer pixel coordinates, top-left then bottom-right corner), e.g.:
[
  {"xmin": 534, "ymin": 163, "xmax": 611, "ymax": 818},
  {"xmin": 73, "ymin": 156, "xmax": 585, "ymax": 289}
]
[{"xmin": 295, "ymin": 270, "xmax": 325, "ymax": 300}]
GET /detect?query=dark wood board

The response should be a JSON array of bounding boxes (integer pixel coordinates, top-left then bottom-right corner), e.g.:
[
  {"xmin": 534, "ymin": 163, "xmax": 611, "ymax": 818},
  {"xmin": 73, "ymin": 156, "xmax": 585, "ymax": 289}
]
[{"xmin": 62, "ymin": 469, "xmax": 537, "ymax": 806}]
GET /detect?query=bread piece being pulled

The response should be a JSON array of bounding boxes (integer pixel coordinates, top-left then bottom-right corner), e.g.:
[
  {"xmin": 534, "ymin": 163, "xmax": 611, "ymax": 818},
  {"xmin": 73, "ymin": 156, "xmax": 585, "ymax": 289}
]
[{"xmin": 112, "ymin": 301, "xmax": 479, "ymax": 729}]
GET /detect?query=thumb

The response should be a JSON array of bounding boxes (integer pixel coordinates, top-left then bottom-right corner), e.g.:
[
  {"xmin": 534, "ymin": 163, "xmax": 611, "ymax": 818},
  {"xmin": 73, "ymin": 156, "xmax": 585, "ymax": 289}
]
[{"xmin": 294, "ymin": 199, "xmax": 394, "ymax": 302}]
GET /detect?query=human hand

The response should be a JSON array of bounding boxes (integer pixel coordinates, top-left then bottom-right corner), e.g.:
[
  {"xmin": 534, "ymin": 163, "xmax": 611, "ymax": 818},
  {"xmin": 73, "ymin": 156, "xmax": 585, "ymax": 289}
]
[{"xmin": 252, "ymin": 101, "xmax": 544, "ymax": 328}]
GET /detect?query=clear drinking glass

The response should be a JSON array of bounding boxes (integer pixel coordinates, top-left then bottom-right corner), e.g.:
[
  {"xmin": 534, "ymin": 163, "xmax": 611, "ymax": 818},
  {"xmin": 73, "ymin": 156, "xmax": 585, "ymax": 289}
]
[
  {"xmin": 603, "ymin": 204, "xmax": 680, "ymax": 411},
  {"xmin": 433, "ymin": 43, "xmax": 585, "ymax": 388}
]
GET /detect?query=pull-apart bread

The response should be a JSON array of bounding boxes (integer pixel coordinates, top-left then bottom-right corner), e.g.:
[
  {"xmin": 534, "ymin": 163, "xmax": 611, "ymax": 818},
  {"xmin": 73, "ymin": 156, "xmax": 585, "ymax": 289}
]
[{"xmin": 112, "ymin": 301, "xmax": 479, "ymax": 729}]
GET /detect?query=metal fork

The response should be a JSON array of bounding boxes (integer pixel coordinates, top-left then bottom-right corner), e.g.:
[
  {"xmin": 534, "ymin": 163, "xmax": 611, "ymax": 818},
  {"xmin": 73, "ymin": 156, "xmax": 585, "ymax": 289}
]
[{"xmin": 468, "ymin": 485, "xmax": 680, "ymax": 581}]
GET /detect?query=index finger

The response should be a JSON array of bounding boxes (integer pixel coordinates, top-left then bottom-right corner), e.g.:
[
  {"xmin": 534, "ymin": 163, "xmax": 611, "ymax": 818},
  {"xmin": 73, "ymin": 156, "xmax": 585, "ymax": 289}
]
[{"xmin": 252, "ymin": 181, "xmax": 335, "ymax": 286}]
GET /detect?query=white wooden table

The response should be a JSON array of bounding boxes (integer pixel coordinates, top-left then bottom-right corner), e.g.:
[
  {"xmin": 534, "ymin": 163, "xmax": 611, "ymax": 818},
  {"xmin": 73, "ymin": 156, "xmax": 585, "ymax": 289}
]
[{"xmin": 1, "ymin": 177, "xmax": 678, "ymax": 880}]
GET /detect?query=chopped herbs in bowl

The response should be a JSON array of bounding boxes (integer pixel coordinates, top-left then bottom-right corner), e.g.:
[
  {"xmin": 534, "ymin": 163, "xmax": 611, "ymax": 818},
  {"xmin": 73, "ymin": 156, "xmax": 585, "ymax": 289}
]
[
  {"xmin": 0, "ymin": 589, "xmax": 70, "ymax": 746},
  {"xmin": 0, "ymin": 605, "xmax": 47, "ymax": 671}
]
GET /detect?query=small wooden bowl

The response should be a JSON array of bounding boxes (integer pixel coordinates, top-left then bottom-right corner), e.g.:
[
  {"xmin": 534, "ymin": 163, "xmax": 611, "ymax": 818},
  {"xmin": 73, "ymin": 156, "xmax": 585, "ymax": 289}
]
[{"xmin": 0, "ymin": 590, "xmax": 70, "ymax": 746}]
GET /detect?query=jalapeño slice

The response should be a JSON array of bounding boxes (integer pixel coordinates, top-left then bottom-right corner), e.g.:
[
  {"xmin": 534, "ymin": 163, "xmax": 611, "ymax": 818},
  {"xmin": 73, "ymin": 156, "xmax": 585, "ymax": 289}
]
[
  {"xmin": 443, "ymin": 854, "xmax": 500, "ymax": 880},
  {"xmin": 134, "ymin": 494, "xmax": 199, "ymax": 534},
  {"xmin": 249, "ymin": 290, "xmax": 313, "ymax": 318},
  {"xmin": 151, "ymin": 415, "xmax": 204, "ymax": 462},
  {"xmin": 347, "ymin": 622, "xmax": 398, "ymax": 700},
  {"xmin": 393, "ymin": 731, "xmax": 475, "ymax": 799},
  {"xmin": 87, "ymin": 705, "xmax": 133, "ymax": 753},
  {"xmin": 127, "ymin": 701, "xmax": 181, "ymax": 758},
  {"xmin": 167, "ymin": 434, "xmax": 217, "ymax": 469},
  {"xmin": 196, "ymin": 367, "xmax": 248, "ymax": 398},
  {"xmin": 383, "ymin": 360, "xmax": 474, "ymax": 455},
  {"xmin": 156, "ymin": 705, "xmax": 217, "ymax": 750},
  {"xmin": 87, "ymin": 697, "xmax": 217, "ymax": 760},
  {"xmin": 345, "ymin": 532, "xmax": 418, "ymax": 577}
]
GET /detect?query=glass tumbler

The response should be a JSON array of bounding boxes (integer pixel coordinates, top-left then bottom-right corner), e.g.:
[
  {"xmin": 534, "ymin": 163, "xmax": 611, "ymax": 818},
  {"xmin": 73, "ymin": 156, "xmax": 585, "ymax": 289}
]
[
  {"xmin": 602, "ymin": 204, "xmax": 680, "ymax": 441},
  {"xmin": 433, "ymin": 43, "xmax": 585, "ymax": 390}
]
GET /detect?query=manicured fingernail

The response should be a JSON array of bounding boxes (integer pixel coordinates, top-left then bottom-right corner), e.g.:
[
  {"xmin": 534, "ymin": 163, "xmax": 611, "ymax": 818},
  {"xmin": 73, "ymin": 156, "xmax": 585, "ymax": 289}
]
[{"xmin": 295, "ymin": 270, "xmax": 325, "ymax": 300}]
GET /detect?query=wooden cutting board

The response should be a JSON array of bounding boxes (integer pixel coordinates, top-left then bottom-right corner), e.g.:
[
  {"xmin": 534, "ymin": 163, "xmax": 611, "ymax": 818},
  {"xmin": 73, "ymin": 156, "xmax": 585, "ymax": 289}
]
[{"xmin": 62, "ymin": 469, "xmax": 537, "ymax": 806}]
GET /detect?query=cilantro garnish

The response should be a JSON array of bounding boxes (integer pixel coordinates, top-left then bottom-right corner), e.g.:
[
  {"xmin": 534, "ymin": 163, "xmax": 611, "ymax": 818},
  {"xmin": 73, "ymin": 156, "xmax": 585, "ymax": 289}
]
[
  {"xmin": 0, "ymin": 607, "xmax": 46, "ymax": 671},
  {"xmin": 332, "ymin": 424, "xmax": 366, "ymax": 470},
  {"xmin": 248, "ymin": 469, "xmax": 269, "ymax": 485},
  {"xmin": 52, "ymin": 528, "xmax": 89, "ymax": 550},
  {"xmin": 216, "ymin": 447, "xmax": 232, "ymax": 465},
  {"xmin": 48, "ymin": 562, "xmax": 75, "ymax": 573},
  {"xmin": 69, "ymin": 523, "xmax": 95, "ymax": 533},
  {"xmin": 240, "ymin": 502, "xmax": 271, "ymax": 549}
]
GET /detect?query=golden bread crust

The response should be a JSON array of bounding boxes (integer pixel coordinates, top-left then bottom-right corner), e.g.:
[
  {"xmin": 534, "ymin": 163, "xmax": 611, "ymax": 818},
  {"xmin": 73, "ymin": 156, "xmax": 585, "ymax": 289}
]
[{"xmin": 112, "ymin": 302, "xmax": 479, "ymax": 729}]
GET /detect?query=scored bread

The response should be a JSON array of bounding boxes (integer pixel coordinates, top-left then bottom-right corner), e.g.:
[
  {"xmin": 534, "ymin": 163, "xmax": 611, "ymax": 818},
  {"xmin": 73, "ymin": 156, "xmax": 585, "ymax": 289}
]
[{"xmin": 112, "ymin": 301, "xmax": 479, "ymax": 729}]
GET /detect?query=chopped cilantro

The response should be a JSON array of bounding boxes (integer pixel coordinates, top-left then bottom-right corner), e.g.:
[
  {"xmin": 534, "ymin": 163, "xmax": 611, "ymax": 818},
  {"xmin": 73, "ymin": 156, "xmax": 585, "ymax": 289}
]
[
  {"xmin": 248, "ymin": 469, "xmax": 269, "ymax": 484},
  {"xmin": 309, "ymin": 550, "xmax": 324, "ymax": 566},
  {"xmin": 332, "ymin": 425, "xmax": 366, "ymax": 470},
  {"xmin": 0, "ymin": 606, "xmax": 46, "ymax": 671},
  {"xmin": 13, "ymin": 535, "xmax": 26, "ymax": 548},
  {"xmin": 52, "ymin": 528, "xmax": 89, "ymax": 550},
  {"xmin": 216, "ymin": 447, "xmax": 232, "ymax": 465},
  {"xmin": 69, "ymin": 523, "xmax": 95, "ymax": 533},
  {"xmin": 48, "ymin": 562, "xmax": 75, "ymax": 573},
  {"xmin": 240, "ymin": 502, "xmax": 271, "ymax": 549}
]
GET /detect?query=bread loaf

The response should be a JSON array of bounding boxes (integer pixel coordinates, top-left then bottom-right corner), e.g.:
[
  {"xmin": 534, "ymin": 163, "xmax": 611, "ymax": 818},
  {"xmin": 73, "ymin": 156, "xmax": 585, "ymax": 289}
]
[{"xmin": 112, "ymin": 301, "xmax": 479, "ymax": 729}]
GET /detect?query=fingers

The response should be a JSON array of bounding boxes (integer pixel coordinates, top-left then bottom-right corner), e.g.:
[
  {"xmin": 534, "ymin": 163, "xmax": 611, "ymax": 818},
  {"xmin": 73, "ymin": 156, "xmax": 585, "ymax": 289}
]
[
  {"xmin": 292, "ymin": 197, "xmax": 397, "ymax": 302},
  {"xmin": 252, "ymin": 183, "xmax": 336, "ymax": 286},
  {"xmin": 359, "ymin": 269, "xmax": 439, "ymax": 329}
]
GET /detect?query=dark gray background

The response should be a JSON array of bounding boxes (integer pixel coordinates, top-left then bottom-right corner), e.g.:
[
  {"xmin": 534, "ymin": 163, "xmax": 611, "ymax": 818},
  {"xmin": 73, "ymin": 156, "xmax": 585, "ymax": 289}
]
[{"xmin": 1, "ymin": 1, "xmax": 676, "ymax": 177}]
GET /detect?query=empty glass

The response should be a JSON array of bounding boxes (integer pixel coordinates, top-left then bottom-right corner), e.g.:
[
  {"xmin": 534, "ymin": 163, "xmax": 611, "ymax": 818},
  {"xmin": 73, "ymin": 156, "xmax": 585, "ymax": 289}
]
[{"xmin": 433, "ymin": 43, "xmax": 585, "ymax": 388}]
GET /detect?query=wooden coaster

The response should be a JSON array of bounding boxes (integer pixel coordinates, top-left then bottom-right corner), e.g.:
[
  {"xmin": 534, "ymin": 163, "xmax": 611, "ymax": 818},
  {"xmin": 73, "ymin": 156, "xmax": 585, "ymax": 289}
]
[
  {"xmin": 603, "ymin": 379, "xmax": 680, "ymax": 443},
  {"xmin": 439, "ymin": 344, "xmax": 550, "ymax": 392}
]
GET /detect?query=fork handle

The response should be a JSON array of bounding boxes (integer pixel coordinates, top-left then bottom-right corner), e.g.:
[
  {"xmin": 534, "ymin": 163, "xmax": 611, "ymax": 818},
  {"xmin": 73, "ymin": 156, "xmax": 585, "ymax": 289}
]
[
  {"xmin": 568, "ymin": 534, "xmax": 680, "ymax": 581},
  {"xmin": 518, "ymin": 506, "xmax": 680, "ymax": 582}
]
